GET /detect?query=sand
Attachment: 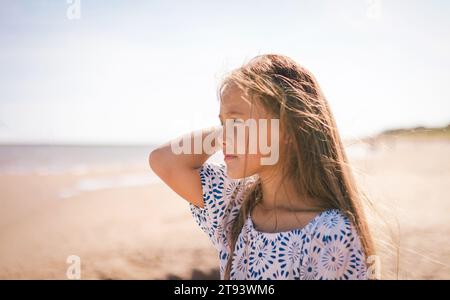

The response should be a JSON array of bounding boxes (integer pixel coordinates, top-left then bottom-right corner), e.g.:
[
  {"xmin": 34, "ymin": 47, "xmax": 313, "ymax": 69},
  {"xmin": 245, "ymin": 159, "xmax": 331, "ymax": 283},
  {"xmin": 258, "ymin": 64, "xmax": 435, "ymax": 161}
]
[
  {"xmin": 0, "ymin": 138, "xmax": 449, "ymax": 279},
  {"xmin": 0, "ymin": 171, "xmax": 219, "ymax": 279},
  {"xmin": 349, "ymin": 137, "xmax": 450, "ymax": 279}
]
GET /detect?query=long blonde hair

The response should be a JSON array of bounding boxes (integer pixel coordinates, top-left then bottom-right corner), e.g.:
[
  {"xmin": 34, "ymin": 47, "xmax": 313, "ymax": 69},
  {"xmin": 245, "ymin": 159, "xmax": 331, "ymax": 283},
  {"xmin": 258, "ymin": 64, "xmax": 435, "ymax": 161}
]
[{"xmin": 218, "ymin": 54, "xmax": 376, "ymax": 280}]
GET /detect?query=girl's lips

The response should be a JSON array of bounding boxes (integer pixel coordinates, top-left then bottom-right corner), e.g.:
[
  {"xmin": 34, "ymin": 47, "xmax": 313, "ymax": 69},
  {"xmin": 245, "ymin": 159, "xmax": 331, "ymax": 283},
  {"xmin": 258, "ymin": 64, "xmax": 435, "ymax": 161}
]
[{"xmin": 224, "ymin": 154, "xmax": 238, "ymax": 161}]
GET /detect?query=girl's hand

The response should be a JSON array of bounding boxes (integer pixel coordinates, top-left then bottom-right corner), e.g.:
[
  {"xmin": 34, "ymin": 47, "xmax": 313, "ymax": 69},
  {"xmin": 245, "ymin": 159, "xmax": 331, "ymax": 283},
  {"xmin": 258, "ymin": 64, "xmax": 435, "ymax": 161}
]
[{"xmin": 148, "ymin": 126, "xmax": 222, "ymax": 208}]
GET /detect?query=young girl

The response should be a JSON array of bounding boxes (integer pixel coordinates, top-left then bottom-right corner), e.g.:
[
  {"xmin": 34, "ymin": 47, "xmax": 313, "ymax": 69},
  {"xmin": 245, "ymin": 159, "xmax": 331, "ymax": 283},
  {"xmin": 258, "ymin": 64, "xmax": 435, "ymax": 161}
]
[{"xmin": 149, "ymin": 54, "xmax": 375, "ymax": 280}]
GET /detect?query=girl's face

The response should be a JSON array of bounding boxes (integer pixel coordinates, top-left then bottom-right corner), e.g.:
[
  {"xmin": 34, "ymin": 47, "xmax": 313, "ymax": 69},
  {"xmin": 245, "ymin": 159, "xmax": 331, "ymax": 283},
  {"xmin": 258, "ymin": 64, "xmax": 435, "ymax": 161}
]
[{"xmin": 219, "ymin": 84, "xmax": 282, "ymax": 179}]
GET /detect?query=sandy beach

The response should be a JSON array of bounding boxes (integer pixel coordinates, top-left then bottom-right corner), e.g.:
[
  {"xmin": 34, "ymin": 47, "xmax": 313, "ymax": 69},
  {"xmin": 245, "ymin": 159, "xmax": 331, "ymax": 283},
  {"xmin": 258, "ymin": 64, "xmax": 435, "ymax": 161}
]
[
  {"xmin": 0, "ymin": 138, "xmax": 449, "ymax": 279},
  {"xmin": 0, "ymin": 166, "xmax": 220, "ymax": 279}
]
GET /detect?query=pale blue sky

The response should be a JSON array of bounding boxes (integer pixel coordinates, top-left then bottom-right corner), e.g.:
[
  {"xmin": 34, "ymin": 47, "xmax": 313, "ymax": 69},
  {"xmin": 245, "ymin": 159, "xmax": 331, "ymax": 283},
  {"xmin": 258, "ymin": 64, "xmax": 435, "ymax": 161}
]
[{"xmin": 0, "ymin": 0, "xmax": 449, "ymax": 144}]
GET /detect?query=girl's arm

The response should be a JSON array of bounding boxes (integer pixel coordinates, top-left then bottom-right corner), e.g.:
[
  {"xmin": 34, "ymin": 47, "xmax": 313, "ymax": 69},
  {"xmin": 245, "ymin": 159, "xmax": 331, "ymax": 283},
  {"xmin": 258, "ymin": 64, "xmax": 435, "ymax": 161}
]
[{"xmin": 148, "ymin": 126, "xmax": 221, "ymax": 208}]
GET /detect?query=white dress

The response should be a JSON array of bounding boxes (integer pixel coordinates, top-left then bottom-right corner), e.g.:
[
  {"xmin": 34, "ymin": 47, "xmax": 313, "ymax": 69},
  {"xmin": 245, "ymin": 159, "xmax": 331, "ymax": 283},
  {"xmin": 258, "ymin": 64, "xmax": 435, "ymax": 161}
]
[{"xmin": 189, "ymin": 162, "xmax": 368, "ymax": 280}]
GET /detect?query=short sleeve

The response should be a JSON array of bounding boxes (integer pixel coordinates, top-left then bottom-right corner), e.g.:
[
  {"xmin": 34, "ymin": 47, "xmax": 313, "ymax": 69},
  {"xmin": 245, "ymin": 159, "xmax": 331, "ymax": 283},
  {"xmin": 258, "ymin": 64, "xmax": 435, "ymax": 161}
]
[
  {"xmin": 300, "ymin": 210, "xmax": 368, "ymax": 280},
  {"xmin": 189, "ymin": 162, "xmax": 235, "ymax": 250}
]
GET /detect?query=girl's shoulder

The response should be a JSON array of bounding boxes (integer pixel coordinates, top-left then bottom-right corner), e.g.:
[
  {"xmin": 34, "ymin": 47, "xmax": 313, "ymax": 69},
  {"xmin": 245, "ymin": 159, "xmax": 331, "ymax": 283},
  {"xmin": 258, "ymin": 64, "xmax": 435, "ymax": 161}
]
[
  {"xmin": 300, "ymin": 209, "xmax": 369, "ymax": 280},
  {"xmin": 189, "ymin": 162, "xmax": 256, "ymax": 249},
  {"xmin": 312, "ymin": 208, "xmax": 352, "ymax": 229},
  {"xmin": 198, "ymin": 162, "xmax": 258, "ymax": 207},
  {"xmin": 307, "ymin": 208, "xmax": 358, "ymax": 237}
]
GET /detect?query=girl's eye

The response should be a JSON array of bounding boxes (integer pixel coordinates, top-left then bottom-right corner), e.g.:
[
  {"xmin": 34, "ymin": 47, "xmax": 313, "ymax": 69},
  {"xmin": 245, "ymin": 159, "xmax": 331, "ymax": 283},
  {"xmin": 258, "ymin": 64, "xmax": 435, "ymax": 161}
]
[
  {"xmin": 219, "ymin": 118, "xmax": 244, "ymax": 127},
  {"xmin": 220, "ymin": 119, "xmax": 240, "ymax": 126}
]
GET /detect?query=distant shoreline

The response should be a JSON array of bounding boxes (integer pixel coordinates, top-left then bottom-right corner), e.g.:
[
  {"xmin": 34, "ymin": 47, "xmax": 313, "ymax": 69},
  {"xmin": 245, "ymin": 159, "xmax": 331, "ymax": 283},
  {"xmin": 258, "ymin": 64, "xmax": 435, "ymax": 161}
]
[
  {"xmin": 0, "ymin": 143, "xmax": 157, "ymax": 148},
  {"xmin": 378, "ymin": 124, "xmax": 450, "ymax": 139},
  {"xmin": 0, "ymin": 124, "xmax": 449, "ymax": 147},
  {"xmin": 344, "ymin": 123, "xmax": 450, "ymax": 145}
]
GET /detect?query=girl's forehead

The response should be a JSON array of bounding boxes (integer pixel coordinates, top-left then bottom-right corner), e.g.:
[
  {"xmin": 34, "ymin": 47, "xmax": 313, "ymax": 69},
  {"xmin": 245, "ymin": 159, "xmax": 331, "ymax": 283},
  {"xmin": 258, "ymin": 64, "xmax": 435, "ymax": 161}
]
[
  {"xmin": 220, "ymin": 83, "xmax": 270, "ymax": 118},
  {"xmin": 220, "ymin": 86, "xmax": 251, "ymax": 112}
]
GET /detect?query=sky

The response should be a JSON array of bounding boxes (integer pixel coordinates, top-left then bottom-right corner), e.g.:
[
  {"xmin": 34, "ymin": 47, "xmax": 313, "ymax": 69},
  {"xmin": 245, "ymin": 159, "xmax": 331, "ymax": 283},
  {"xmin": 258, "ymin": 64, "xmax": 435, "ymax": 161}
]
[{"xmin": 0, "ymin": 0, "xmax": 449, "ymax": 144}]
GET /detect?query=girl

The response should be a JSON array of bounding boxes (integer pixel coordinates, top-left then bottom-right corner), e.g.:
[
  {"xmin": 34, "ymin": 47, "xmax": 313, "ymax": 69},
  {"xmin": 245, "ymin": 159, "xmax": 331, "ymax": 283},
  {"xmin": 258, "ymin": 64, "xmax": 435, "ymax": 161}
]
[{"xmin": 149, "ymin": 54, "xmax": 375, "ymax": 280}]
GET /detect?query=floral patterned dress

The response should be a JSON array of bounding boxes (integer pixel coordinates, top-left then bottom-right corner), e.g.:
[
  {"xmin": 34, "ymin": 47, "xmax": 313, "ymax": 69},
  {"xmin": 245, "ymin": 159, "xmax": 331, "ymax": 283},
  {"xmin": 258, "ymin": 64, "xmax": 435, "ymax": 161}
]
[{"xmin": 189, "ymin": 162, "xmax": 368, "ymax": 280}]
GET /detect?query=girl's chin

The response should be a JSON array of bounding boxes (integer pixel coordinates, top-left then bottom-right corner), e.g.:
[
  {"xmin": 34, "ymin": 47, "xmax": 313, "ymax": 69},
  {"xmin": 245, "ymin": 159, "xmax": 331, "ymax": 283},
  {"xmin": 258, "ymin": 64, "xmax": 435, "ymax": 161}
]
[{"xmin": 224, "ymin": 155, "xmax": 239, "ymax": 165}]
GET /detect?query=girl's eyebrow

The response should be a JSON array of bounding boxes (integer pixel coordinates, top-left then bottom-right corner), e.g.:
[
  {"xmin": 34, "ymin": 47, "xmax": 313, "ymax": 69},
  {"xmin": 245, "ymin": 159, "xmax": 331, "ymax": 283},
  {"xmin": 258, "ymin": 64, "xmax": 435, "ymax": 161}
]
[{"xmin": 218, "ymin": 111, "xmax": 244, "ymax": 120}]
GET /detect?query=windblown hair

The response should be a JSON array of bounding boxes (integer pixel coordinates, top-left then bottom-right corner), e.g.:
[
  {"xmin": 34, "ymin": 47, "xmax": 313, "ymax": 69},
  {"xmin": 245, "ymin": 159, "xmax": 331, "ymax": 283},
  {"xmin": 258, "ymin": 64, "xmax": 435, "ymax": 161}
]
[{"xmin": 217, "ymin": 54, "xmax": 376, "ymax": 280}]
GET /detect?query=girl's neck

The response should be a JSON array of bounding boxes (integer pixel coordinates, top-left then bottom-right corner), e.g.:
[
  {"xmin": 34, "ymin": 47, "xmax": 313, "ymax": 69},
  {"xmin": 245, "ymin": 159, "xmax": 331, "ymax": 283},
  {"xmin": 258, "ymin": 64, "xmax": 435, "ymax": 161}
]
[
  {"xmin": 258, "ymin": 168, "xmax": 325, "ymax": 211},
  {"xmin": 257, "ymin": 170, "xmax": 314, "ymax": 211}
]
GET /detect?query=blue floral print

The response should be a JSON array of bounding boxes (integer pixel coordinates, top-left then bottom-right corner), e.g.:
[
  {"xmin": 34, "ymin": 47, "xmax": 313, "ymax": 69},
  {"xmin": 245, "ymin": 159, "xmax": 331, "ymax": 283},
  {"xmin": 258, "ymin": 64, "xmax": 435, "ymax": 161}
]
[{"xmin": 189, "ymin": 163, "xmax": 368, "ymax": 280}]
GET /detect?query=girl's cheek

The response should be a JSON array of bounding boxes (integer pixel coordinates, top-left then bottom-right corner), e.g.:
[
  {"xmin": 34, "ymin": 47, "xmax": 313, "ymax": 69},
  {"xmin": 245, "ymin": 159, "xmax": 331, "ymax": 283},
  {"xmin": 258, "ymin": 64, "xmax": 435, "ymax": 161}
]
[{"xmin": 222, "ymin": 120, "xmax": 274, "ymax": 157}]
